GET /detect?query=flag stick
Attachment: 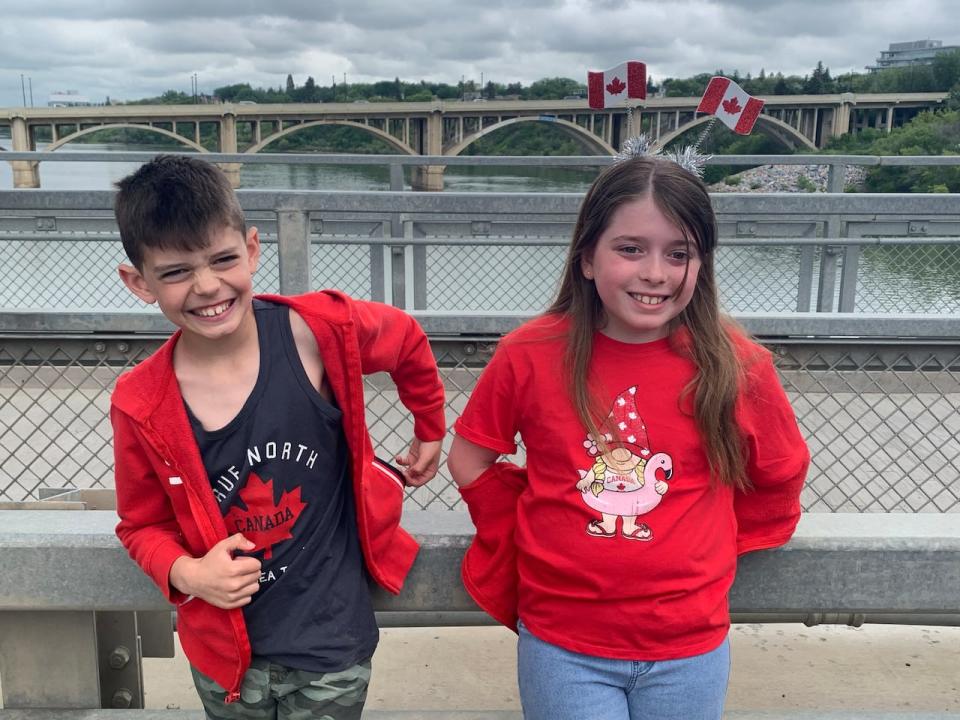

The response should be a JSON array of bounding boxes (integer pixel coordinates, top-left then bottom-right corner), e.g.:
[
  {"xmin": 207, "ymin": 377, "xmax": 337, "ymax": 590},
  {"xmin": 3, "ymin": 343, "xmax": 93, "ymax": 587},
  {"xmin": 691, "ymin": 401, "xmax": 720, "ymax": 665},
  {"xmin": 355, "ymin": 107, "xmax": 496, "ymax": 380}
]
[{"xmin": 692, "ymin": 116, "xmax": 718, "ymax": 151}]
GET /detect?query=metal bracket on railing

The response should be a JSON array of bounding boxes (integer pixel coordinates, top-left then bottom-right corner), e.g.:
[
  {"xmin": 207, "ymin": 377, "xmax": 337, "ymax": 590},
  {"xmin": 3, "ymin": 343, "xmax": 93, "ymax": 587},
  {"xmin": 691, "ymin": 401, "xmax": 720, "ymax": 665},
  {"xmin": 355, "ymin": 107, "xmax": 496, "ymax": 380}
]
[
  {"xmin": 803, "ymin": 612, "xmax": 866, "ymax": 627},
  {"xmin": 908, "ymin": 221, "xmax": 930, "ymax": 235},
  {"xmin": 471, "ymin": 220, "xmax": 492, "ymax": 236}
]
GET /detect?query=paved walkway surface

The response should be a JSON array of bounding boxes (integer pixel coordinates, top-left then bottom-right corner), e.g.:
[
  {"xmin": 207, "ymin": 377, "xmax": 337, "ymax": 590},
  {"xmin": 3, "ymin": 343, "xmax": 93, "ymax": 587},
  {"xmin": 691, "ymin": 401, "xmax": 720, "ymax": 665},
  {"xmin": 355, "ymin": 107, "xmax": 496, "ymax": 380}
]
[{"xmin": 139, "ymin": 623, "xmax": 960, "ymax": 715}]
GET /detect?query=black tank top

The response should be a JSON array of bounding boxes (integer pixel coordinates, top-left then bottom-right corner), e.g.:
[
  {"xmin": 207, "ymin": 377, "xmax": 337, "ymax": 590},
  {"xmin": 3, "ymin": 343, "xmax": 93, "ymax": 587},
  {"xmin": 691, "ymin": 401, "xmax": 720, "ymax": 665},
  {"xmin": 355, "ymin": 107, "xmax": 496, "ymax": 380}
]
[{"xmin": 186, "ymin": 299, "xmax": 378, "ymax": 671}]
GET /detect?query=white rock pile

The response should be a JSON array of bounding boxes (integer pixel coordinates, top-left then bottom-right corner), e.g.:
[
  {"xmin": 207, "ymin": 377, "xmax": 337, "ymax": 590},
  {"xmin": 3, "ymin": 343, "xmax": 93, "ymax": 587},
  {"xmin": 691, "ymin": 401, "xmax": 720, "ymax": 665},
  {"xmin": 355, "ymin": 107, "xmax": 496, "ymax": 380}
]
[{"xmin": 708, "ymin": 163, "xmax": 868, "ymax": 193}]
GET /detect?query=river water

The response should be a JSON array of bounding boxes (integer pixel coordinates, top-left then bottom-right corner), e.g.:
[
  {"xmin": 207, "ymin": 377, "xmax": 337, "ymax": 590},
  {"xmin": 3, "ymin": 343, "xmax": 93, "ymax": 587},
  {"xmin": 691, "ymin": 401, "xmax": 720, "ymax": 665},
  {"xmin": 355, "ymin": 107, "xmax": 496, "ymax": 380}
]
[
  {"xmin": 1, "ymin": 142, "xmax": 958, "ymax": 315},
  {"xmin": 0, "ymin": 141, "xmax": 599, "ymax": 193}
]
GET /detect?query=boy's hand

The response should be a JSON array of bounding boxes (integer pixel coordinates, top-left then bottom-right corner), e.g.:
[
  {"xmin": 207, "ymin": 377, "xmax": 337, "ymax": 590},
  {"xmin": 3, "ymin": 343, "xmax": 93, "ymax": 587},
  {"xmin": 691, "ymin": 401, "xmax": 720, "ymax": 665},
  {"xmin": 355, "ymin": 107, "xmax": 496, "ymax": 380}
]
[
  {"xmin": 169, "ymin": 534, "xmax": 262, "ymax": 609},
  {"xmin": 395, "ymin": 438, "xmax": 442, "ymax": 487}
]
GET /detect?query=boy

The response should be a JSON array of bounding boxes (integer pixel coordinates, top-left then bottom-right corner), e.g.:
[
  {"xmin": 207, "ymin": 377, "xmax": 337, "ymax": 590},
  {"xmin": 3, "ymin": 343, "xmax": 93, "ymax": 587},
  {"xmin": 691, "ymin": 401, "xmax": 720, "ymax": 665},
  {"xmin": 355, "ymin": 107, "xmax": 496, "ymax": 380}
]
[{"xmin": 110, "ymin": 155, "xmax": 445, "ymax": 719}]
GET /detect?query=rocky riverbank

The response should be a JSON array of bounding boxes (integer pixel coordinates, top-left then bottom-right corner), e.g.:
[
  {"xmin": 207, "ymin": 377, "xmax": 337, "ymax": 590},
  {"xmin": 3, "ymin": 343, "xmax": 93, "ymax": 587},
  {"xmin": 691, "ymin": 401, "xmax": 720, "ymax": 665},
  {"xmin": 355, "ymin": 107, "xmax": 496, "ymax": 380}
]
[{"xmin": 708, "ymin": 163, "xmax": 868, "ymax": 193}]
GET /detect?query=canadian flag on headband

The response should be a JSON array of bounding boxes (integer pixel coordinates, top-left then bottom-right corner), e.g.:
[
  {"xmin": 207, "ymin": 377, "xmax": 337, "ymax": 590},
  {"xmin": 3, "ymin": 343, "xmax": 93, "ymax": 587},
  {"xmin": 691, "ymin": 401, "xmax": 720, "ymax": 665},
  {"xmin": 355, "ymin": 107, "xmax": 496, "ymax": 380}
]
[
  {"xmin": 587, "ymin": 61, "xmax": 646, "ymax": 109},
  {"xmin": 697, "ymin": 76, "xmax": 765, "ymax": 134}
]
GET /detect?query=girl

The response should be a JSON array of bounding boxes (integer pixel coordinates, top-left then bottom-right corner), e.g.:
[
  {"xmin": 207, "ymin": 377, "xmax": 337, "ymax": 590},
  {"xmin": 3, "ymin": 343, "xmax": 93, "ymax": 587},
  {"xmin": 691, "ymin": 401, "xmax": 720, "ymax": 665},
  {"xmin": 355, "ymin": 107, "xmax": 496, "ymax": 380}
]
[{"xmin": 447, "ymin": 155, "xmax": 810, "ymax": 720}]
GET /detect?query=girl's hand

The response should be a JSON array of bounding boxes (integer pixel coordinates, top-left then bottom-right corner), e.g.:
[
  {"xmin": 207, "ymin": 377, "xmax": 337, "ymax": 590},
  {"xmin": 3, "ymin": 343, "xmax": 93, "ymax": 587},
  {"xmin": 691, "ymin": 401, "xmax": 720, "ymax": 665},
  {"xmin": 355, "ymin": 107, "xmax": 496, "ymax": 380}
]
[
  {"xmin": 395, "ymin": 438, "xmax": 442, "ymax": 487},
  {"xmin": 576, "ymin": 476, "xmax": 593, "ymax": 492},
  {"xmin": 655, "ymin": 480, "xmax": 669, "ymax": 495}
]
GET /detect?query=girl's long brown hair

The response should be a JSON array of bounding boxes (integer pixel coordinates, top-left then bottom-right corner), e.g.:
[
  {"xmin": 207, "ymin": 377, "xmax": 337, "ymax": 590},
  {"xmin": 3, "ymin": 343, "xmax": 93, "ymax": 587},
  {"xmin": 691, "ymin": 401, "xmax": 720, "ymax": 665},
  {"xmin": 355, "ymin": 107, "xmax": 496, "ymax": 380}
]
[{"xmin": 547, "ymin": 156, "xmax": 749, "ymax": 491}]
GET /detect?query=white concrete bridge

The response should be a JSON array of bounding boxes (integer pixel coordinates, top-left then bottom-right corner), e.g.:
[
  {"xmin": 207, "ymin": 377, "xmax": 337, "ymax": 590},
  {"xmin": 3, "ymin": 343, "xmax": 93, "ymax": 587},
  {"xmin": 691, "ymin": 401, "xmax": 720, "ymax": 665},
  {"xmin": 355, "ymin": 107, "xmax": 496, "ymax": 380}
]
[{"xmin": 0, "ymin": 92, "xmax": 947, "ymax": 189}]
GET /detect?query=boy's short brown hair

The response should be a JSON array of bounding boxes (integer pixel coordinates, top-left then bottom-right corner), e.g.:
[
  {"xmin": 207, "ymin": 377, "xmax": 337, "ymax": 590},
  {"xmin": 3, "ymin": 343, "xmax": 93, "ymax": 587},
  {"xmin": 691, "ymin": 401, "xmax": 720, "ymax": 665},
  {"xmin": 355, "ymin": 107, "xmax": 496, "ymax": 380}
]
[{"xmin": 114, "ymin": 155, "xmax": 246, "ymax": 269}]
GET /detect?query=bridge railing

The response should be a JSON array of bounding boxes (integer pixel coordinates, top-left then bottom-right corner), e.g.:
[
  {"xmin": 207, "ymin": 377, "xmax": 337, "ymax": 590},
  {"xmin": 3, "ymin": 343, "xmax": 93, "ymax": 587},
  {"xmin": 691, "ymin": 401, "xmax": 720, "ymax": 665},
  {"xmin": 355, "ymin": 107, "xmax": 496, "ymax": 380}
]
[
  {"xmin": 2, "ymin": 188, "xmax": 960, "ymax": 314},
  {"xmin": 3, "ymin": 150, "xmax": 960, "ymax": 192},
  {"xmin": 2, "ymin": 311, "xmax": 960, "ymax": 514},
  {"xmin": 1, "ymin": 187, "xmax": 959, "ymax": 509},
  {"xmin": 1, "ymin": 507, "xmax": 956, "ymax": 710}
]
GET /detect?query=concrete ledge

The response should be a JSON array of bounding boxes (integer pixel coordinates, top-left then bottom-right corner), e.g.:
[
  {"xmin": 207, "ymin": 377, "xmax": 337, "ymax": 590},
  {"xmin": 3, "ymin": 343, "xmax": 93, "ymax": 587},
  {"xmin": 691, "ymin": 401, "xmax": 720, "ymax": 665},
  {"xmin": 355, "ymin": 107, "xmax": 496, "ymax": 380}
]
[
  {"xmin": 0, "ymin": 511, "xmax": 958, "ymax": 616},
  {"xmin": 1, "ymin": 708, "xmax": 958, "ymax": 719}
]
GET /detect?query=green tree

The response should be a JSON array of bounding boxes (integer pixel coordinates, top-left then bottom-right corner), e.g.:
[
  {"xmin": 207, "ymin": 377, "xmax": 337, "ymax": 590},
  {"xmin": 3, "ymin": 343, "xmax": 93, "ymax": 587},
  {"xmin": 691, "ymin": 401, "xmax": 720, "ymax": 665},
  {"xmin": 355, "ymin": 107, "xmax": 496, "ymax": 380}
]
[
  {"xmin": 505, "ymin": 82, "xmax": 524, "ymax": 99},
  {"xmin": 948, "ymin": 82, "xmax": 960, "ymax": 111},
  {"xmin": 214, "ymin": 83, "xmax": 256, "ymax": 102},
  {"xmin": 825, "ymin": 109, "xmax": 960, "ymax": 192},
  {"xmin": 405, "ymin": 89, "xmax": 433, "ymax": 102},
  {"xmin": 295, "ymin": 76, "xmax": 319, "ymax": 103},
  {"xmin": 285, "ymin": 74, "xmax": 295, "ymax": 95},
  {"xmin": 932, "ymin": 50, "xmax": 960, "ymax": 90},
  {"xmin": 527, "ymin": 77, "xmax": 585, "ymax": 99},
  {"xmin": 804, "ymin": 61, "xmax": 833, "ymax": 94}
]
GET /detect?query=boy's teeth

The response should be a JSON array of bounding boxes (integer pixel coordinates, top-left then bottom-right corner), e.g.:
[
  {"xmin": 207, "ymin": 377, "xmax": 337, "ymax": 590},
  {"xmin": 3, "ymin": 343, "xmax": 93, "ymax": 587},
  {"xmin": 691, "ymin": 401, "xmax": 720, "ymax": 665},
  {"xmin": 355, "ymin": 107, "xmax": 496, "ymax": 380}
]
[{"xmin": 196, "ymin": 301, "xmax": 231, "ymax": 317}]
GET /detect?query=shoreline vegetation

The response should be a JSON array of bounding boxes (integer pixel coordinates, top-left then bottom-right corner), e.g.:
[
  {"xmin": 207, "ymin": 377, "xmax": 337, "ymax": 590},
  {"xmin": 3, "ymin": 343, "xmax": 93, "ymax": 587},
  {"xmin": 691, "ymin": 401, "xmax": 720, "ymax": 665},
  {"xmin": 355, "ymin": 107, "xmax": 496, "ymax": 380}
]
[{"xmin": 12, "ymin": 56, "xmax": 960, "ymax": 192}]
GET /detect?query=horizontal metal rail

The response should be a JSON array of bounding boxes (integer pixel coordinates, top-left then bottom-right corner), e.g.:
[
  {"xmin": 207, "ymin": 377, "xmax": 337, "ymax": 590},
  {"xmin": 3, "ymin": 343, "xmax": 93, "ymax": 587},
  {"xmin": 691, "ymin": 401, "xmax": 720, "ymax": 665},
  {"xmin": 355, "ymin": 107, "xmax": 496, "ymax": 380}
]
[
  {"xmin": 3, "ymin": 187, "xmax": 960, "ymax": 212},
  {"xmin": 3, "ymin": 150, "xmax": 960, "ymax": 168},
  {"xmin": 4, "ymin": 311, "xmax": 960, "ymax": 339}
]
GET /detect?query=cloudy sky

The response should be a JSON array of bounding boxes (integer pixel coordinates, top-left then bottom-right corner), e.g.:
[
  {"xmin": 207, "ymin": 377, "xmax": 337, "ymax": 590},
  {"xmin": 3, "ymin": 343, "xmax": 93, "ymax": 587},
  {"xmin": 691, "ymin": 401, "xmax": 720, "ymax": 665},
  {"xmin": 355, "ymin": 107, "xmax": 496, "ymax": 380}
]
[{"xmin": 0, "ymin": 0, "xmax": 954, "ymax": 107}]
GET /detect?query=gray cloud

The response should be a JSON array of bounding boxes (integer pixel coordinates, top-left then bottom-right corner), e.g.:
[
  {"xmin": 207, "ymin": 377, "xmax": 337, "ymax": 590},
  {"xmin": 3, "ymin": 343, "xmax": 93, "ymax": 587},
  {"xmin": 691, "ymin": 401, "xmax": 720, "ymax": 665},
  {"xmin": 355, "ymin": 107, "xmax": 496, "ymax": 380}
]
[{"xmin": 0, "ymin": 0, "xmax": 953, "ymax": 107}]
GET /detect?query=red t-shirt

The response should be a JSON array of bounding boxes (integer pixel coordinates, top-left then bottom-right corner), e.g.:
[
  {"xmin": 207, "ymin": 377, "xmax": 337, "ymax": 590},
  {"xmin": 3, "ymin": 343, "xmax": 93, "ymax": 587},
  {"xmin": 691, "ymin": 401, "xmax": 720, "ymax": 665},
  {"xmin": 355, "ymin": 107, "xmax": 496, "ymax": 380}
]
[{"xmin": 455, "ymin": 314, "xmax": 808, "ymax": 661}]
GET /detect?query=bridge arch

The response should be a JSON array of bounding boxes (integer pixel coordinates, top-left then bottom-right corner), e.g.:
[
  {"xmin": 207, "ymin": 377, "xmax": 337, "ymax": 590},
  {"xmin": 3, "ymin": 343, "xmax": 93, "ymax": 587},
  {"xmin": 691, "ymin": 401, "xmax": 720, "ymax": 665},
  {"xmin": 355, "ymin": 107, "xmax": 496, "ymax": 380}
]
[
  {"xmin": 246, "ymin": 120, "xmax": 416, "ymax": 155},
  {"xmin": 656, "ymin": 114, "xmax": 817, "ymax": 152},
  {"xmin": 44, "ymin": 123, "xmax": 208, "ymax": 153},
  {"xmin": 445, "ymin": 116, "xmax": 615, "ymax": 157}
]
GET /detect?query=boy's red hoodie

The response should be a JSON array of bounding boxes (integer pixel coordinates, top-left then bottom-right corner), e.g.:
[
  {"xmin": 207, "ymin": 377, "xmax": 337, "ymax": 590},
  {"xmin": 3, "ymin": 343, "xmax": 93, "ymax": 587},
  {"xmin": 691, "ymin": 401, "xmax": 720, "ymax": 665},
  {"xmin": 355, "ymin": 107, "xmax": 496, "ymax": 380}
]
[{"xmin": 112, "ymin": 291, "xmax": 445, "ymax": 701}]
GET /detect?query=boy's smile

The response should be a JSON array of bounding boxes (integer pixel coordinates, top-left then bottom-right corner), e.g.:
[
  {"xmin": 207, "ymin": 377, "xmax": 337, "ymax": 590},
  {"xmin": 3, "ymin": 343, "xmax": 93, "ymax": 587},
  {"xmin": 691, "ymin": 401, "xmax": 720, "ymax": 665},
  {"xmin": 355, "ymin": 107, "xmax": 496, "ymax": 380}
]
[{"xmin": 119, "ymin": 226, "xmax": 260, "ymax": 346}]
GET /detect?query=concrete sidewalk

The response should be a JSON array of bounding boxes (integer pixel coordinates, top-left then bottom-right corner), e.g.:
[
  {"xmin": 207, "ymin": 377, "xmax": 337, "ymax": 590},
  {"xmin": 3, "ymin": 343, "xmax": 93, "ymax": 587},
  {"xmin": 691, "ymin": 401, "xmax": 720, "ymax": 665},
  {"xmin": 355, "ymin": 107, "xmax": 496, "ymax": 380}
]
[{"xmin": 140, "ymin": 623, "xmax": 960, "ymax": 715}]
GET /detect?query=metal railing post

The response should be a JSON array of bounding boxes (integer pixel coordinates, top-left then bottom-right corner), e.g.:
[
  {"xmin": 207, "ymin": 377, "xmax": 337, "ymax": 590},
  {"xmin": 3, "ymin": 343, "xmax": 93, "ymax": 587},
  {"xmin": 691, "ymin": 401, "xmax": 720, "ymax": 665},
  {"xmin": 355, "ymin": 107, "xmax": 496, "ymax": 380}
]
[
  {"xmin": 796, "ymin": 246, "xmax": 816, "ymax": 312},
  {"xmin": 276, "ymin": 208, "xmax": 311, "ymax": 295},
  {"xmin": 389, "ymin": 220, "xmax": 411, "ymax": 309},
  {"xmin": 827, "ymin": 161, "xmax": 847, "ymax": 193},
  {"xmin": 369, "ymin": 223, "xmax": 387, "ymax": 303},
  {"xmin": 837, "ymin": 243, "xmax": 861, "ymax": 312},
  {"xmin": 816, "ymin": 246, "xmax": 839, "ymax": 312},
  {"xmin": 412, "ymin": 244, "xmax": 428, "ymax": 311},
  {"xmin": 817, "ymin": 214, "xmax": 845, "ymax": 312}
]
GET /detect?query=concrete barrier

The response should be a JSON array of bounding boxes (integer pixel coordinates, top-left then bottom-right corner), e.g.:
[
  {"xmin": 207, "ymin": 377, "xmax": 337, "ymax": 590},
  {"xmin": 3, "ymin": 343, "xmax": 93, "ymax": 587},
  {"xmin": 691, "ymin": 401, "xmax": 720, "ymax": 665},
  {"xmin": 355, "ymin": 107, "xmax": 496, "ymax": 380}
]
[
  {"xmin": 0, "ymin": 510, "xmax": 958, "ymax": 712},
  {"xmin": 0, "ymin": 709, "xmax": 957, "ymax": 720}
]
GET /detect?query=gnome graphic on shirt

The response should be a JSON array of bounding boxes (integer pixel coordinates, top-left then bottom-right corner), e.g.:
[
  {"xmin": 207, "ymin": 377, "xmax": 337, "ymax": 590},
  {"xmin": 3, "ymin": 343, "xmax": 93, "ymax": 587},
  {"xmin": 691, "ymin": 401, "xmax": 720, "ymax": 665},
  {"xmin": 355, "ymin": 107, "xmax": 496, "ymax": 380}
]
[{"xmin": 575, "ymin": 386, "xmax": 672, "ymax": 541}]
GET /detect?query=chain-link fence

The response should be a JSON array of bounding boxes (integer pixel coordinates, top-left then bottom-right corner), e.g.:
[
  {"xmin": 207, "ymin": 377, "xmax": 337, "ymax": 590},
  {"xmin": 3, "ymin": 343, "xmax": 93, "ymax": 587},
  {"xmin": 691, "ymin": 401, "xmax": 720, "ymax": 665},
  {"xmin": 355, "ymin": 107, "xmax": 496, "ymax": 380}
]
[{"xmin": 2, "ymin": 330, "xmax": 958, "ymax": 512}]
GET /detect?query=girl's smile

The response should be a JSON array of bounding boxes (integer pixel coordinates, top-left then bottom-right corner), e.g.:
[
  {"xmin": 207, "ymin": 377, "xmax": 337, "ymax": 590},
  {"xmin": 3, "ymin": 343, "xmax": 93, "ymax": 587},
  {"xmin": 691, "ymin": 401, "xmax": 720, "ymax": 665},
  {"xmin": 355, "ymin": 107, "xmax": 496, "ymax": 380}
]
[{"xmin": 581, "ymin": 194, "xmax": 701, "ymax": 344}]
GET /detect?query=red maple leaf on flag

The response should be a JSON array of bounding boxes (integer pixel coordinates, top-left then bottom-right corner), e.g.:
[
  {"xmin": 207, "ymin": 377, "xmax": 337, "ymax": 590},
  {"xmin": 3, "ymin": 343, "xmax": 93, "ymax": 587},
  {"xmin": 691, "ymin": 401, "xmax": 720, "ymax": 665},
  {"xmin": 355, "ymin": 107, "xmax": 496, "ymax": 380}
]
[
  {"xmin": 606, "ymin": 77, "xmax": 626, "ymax": 95},
  {"xmin": 224, "ymin": 472, "xmax": 306, "ymax": 560},
  {"xmin": 722, "ymin": 97, "xmax": 742, "ymax": 114}
]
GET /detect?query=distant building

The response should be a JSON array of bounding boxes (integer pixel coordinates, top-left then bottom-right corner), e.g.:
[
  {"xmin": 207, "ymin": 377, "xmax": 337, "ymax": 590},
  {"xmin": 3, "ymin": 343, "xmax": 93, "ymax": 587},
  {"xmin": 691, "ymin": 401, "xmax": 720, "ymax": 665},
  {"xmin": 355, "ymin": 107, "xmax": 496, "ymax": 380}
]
[
  {"xmin": 867, "ymin": 39, "xmax": 960, "ymax": 72},
  {"xmin": 48, "ymin": 90, "xmax": 93, "ymax": 107}
]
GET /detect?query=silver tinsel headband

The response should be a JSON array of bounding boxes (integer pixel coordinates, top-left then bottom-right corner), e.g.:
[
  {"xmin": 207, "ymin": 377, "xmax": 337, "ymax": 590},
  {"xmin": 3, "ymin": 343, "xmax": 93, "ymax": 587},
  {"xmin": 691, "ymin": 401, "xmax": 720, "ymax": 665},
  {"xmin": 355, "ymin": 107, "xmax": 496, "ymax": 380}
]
[{"xmin": 612, "ymin": 133, "xmax": 711, "ymax": 179}]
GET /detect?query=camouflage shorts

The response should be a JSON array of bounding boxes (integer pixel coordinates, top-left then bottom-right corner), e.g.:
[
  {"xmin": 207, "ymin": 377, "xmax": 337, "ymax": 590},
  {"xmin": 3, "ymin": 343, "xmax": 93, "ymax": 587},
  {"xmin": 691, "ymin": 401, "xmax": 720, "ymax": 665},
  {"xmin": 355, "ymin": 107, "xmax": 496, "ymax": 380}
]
[{"xmin": 191, "ymin": 656, "xmax": 371, "ymax": 720}]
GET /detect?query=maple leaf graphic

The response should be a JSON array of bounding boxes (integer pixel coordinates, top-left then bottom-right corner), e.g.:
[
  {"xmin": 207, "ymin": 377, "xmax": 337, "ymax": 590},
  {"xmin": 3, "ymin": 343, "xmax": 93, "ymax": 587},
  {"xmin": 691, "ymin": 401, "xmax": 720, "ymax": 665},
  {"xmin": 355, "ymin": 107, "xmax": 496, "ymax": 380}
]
[
  {"xmin": 722, "ymin": 97, "xmax": 742, "ymax": 114},
  {"xmin": 224, "ymin": 472, "xmax": 306, "ymax": 560},
  {"xmin": 606, "ymin": 77, "xmax": 626, "ymax": 95}
]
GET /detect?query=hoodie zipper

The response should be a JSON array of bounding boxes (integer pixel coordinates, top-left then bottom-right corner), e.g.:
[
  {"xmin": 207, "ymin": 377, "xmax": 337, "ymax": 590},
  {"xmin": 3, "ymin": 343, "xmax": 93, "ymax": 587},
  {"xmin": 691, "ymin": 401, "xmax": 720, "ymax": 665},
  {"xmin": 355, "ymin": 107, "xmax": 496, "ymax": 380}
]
[{"xmin": 146, "ymin": 426, "xmax": 249, "ymax": 701}]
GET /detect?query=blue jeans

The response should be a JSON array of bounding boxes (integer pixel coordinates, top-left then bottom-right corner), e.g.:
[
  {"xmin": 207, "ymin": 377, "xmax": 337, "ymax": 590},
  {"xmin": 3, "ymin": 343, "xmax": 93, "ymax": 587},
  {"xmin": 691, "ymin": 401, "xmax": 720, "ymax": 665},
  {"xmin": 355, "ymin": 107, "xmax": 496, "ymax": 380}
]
[{"xmin": 517, "ymin": 621, "xmax": 729, "ymax": 720}]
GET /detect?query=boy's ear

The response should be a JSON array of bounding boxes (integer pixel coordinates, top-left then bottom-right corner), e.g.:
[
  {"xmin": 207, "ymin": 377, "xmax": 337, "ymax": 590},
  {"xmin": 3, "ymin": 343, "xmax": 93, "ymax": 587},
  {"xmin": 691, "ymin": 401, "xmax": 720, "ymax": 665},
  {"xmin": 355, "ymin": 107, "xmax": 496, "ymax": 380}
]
[
  {"xmin": 118, "ymin": 264, "xmax": 157, "ymax": 305},
  {"xmin": 245, "ymin": 226, "xmax": 261, "ymax": 274}
]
